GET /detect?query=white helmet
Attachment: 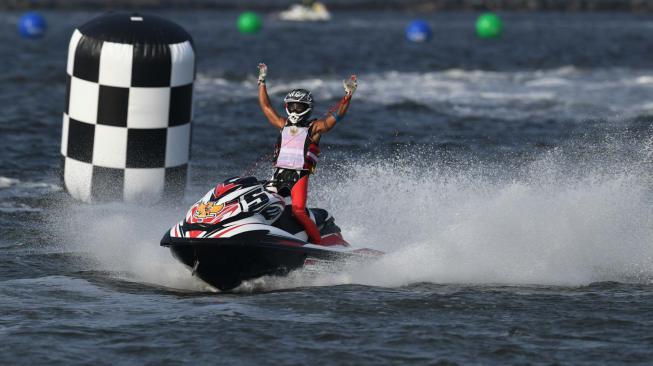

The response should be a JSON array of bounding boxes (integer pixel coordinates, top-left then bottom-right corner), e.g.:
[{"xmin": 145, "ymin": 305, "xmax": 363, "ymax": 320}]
[{"xmin": 284, "ymin": 89, "xmax": 313, "ymax": 125}]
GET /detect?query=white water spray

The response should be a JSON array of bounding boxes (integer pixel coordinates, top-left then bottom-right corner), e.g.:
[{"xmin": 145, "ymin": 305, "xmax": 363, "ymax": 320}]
[
  {"xmin": 302, "ymin": 142, "xmax": 653, "ymax": 288},
  {"xmin": 241, "ymin": 140, "xmax": 653, "ymax": 290},
  {"xmin": 50, "ymin": 138, "xmax": 653, "ymax": 291},
  {"xmin": 50, "ymin": 202, "xmax": 212, "ymax": 291}
]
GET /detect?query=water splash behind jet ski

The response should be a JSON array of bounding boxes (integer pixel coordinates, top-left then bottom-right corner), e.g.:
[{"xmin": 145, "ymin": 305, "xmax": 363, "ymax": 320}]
[{"xmin": 161, "ymin": 176, "xmax": 383, "ymax": 291}]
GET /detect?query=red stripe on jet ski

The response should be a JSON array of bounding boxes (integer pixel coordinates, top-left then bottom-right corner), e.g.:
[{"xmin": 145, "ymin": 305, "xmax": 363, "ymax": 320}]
[
  {"xmin": 187, "ymin": 230, "xmax": 204, "ymax": 238},
  {"xmin": 319, "ymin": 233, "xmax": 350, "ymax": 247},
  {"xmin": 214, "ymin": 183, "xmax": 237, "ymax": 197},
  {"xmin": 213, "ymin": 224, "xmax": 247, "ymax": 238}
]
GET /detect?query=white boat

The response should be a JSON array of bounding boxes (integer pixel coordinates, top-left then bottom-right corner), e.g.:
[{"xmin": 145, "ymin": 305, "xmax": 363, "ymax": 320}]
[{"xmin": 279, "ymin": 2, "xmax": 331, "ymax": 22}]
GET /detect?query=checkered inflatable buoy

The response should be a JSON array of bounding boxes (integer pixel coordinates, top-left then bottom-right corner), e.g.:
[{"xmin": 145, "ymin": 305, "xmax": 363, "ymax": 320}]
[{"xmin": 61, "ymin": 13, "xmax": 195, "ymax": 203}]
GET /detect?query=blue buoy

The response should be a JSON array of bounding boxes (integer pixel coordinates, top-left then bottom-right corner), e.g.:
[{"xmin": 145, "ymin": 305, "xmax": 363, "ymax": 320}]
[
  {"xmin": 405, "ymin": 20, "xmax": 431, "ymax": 42},
  {"xmin": 18, "ymin": 12, "xmax": 47, "ymax": 39}
]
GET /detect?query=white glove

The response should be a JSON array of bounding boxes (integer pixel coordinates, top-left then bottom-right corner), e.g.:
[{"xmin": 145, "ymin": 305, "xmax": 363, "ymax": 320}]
[
  {"xmin": 343, "ymin": 75, "xmax": 357, "ymax": 95},
  {"xmin": 258, "ymin": 63, "xmax": 267, "ymax": 84}
]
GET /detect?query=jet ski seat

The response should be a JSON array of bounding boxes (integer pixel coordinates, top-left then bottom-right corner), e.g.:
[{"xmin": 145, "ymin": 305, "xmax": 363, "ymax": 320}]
[{"xmin": 271, "ymin": 206, "xmax": 332, "ymax": 235}]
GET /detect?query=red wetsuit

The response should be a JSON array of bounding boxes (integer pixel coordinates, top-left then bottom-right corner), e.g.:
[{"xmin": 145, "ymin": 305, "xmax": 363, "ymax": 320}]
[{"xmin": 273, "ymin": 122, "xmax": 321, "ymax": 244}]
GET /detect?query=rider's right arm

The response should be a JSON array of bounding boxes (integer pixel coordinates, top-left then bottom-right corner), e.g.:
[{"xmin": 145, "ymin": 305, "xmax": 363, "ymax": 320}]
[
  {"xmin": 258, "ymin": 83, "xmax": 285, "ymax": 129},
  {"xmin": 257, "ymin": 64, "xmax": 285, "ymax": 129}
]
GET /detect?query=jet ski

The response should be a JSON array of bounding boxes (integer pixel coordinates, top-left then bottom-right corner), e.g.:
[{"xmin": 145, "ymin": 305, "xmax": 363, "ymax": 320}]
[{"xmin": 161, "ymin": 176, "xmax": 382, "ymax": 291}]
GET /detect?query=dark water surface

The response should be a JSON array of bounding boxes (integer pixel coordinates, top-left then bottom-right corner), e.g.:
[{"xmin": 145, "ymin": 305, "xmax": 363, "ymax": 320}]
[{"xmin": 1, "ymin": 10, "xmax": 653, "ymax": 365}]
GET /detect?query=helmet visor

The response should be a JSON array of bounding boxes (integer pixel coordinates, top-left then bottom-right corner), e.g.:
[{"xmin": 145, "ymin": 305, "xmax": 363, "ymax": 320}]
[{"xmin": 286, "ymin": 102, "xmax": 310, "ymax": 114}]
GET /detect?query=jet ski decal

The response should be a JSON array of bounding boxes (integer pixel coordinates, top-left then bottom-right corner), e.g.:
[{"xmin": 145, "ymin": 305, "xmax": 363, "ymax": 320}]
[
  {"xmin": 193, "ymin": 202, "xmax": 224, "ymax": 220},
  {"xmin": 188, "ymin": 202, "xmax": 240, "ymax": 225}
]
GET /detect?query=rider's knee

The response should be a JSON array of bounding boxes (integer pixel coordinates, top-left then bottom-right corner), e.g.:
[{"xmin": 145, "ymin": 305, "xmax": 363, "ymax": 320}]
[{"xmin": 291, "ymin": 205, "xmax": 306, "ymax": 218}]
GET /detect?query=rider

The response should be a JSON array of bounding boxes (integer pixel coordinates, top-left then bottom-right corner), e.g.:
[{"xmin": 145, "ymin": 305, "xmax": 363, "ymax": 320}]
[{"xmin": 257, "ymin": 63, "xmax": 357, "ymax": 244}]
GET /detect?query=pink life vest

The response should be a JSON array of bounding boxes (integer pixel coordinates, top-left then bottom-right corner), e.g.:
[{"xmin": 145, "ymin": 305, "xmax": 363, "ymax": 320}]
[{"xmin": 274, "ymin": 124, "xmax": 320, "ymax": 172}]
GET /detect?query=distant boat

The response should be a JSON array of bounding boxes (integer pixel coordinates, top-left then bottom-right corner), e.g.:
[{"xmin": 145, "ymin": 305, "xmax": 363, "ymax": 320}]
[{"xmin": 279, "ymin": 2, "xmax": 331, "ymax": 22}]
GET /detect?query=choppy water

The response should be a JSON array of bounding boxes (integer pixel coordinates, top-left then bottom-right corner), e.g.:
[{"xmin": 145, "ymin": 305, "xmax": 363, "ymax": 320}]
[{"xmin": 1, "ymin": 10, "xmax": 653, "ymax": 365}]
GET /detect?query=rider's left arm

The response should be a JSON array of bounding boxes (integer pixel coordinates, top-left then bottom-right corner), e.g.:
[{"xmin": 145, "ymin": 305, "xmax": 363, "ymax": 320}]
[
  {"xmin": 312, "ymin": 75, "xmax": 357, "ymax": 137},
  {"xmin": 311, "ymin": 93, "xmax": 353, "ymax": 136}
]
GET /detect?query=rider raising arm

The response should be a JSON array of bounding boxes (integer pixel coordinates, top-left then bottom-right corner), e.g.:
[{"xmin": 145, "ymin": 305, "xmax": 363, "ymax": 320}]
[
  {"xmin": 257, "ymin": 62, "xmax": 357, "ymax": 143},
  {"xmin": 256, "ymin": 63, "xmax": 357, "ymax": 244}
]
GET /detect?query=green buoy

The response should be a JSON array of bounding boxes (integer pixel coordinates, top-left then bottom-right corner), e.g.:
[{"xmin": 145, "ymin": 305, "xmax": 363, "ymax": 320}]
[
  {"xmin": 238, "ymin": 11, "xmax": 262, "ymax": 34},
  {"xmin": 476, "ymin": 13, "xmax": 502, "ymax": 39}
]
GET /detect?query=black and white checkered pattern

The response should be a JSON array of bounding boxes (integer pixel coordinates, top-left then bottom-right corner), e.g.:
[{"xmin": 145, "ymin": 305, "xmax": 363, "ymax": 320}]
[{"xmin": 61, "ymin": 13, "xmax": 195, "ymax": 202}]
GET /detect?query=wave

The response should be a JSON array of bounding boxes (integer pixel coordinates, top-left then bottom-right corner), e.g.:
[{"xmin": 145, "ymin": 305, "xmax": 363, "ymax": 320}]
[
  {"xmin": 0, "ymin": 177, "xmax": 20, "ymax": 189},
  {"xmin": 0, "ymin": 202, "xmax": 42, "ymax": 213},
  {"xmin": 196, "ymin": 66, "xmax": 653, "ymax": 122},
  {"xmin": 0, "ymin": 176, "xmax": 61, "ymax": 203}
]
